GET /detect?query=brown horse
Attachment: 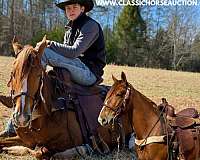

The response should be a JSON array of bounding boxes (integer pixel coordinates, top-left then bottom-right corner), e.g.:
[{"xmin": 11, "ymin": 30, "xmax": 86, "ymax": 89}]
[
  {"xmin": 98, "ymin": 72, "xmax": 200, "ymax": 160},
  {"xmin": 0, "ymin": 36, "xmax": 114, "ymax": 159}
]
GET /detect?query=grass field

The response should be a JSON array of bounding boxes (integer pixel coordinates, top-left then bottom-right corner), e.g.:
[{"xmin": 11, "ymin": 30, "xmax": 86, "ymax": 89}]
[{"xmin": 0, "ymin": 55, "xmax": 200, "ymax": 159}]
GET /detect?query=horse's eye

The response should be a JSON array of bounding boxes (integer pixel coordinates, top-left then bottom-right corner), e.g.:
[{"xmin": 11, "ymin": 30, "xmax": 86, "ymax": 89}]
[{"xmin": 116, "ymin": 92, "xmax": 124, "ymax": 97}]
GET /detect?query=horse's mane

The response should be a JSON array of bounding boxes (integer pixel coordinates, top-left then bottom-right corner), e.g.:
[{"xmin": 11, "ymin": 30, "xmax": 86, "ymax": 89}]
[
  {"xmin": 130, "ymin": 84, "xmax": 157, "ymax": 107},
  {"xmin": 12, "ymin": 45, "xmax": 35, "ymax": 81}
]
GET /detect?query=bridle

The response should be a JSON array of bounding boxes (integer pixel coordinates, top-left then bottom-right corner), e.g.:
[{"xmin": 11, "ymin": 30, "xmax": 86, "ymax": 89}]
[
  {"xmin": 102, "ymin": 82, "xmax": 168, "ymax": 150},
  {"xmin": 103, "ymin": 84, "xmax": 131, "ymax": 117},
  {"xmin": 9, "ymin": 53, "xmax": 43, "ymax": 129},
  {"xmin": 12, "ymin": 91, "xmax": 35, "ymax": 103},
  {"xmin": 102, "ymin": 83, "xmax": 132, "ymax": 155}
]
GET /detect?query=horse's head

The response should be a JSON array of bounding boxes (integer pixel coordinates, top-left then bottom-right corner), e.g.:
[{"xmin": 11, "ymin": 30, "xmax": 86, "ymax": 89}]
[
  {"xmin": 98, "ymin": 72, "xmax": 131, "ymax": 126},
  {"xmin": 8, "ymin": 35, "xmax": 47, "ymax": 127}
]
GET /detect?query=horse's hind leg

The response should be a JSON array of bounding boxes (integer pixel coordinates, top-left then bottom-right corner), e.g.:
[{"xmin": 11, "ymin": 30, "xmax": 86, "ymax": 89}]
[
  {"xmin": 0, "ymin": 137, "xmax": 46, "ymax": 159},
  {"xmin": 0, "ymin": 136, "xmax": 33, "ymax": 156}
]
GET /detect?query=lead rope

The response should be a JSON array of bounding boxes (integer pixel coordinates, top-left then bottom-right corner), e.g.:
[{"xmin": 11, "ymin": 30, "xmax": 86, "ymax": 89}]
[
  {"xmin": 162, "ymin": 110, "xmax": 170, "ymax": 160},
  {"xmin": 112, "ymin": 118, "xmax": 120, "ymax": 160},
  {"xmin": 116, "ymin": 135, "xmax": 120, "ymax": 160},
  {"xmin": 112, "ymin": 117, "xmax": 126, "ymax": 160},
  {"xmin": 116, "ymin": 85, "xmax": 131, "ymax": 160}
]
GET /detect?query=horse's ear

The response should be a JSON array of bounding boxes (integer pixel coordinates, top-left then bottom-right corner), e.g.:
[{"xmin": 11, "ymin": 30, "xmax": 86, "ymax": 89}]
[
  {"xmin": 12, "ymin": 36, "xmax": 23, "ymax": 57},
  {"xmin": 121, "ymin": 71, "xmax": 127, "ymax": 83},
  {"xmin": 112, "ymin": 75, "xmax": 118, "ymax": 83},
  {"xmin": 35, "ymin": 35, "xmax": 47, "ymax": 59}
]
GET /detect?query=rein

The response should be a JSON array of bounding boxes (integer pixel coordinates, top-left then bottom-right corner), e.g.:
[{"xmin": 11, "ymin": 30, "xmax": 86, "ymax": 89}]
[{"xmin": 135, "ymin": 106, "xmax": 167, "ymax": 147}]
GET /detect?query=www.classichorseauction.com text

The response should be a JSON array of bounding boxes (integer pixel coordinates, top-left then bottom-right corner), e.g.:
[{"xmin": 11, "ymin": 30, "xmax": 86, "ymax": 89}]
[{"xmin": 96, "ymin": 0, "xmax": 199, "ymax": 6}]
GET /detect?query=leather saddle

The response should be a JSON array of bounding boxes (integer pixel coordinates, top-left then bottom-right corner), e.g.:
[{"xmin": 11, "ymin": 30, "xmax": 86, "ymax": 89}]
[
  {"xmin": 158, "ymin": 98, "xmax": 200, "ymax": 159},
  {"xmin": 158, "ymin": 98, "xmax": 199, "ymax": 128},
  {"xmin": 47, "ymin": 67, "xmax": 110, "ymax": 148}
]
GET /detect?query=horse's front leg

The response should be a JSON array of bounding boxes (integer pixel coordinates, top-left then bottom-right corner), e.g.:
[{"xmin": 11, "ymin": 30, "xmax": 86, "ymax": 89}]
[
  {"xmin": 1, "ymin": 145, "xmax": 50, "ymax": 160},
  {"xmin": 0, "ymin": 136, "xmax": 24, "ymax": 147},
  {"xmin": 2, "ymin": 145, "xmax": 35, "ymax": 155}
]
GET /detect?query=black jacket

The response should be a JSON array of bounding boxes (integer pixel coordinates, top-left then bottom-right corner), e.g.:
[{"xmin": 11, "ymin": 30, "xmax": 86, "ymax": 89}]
[{"xmin": 49, "ymin": 13, "xmax": 106, "ymax": 80}]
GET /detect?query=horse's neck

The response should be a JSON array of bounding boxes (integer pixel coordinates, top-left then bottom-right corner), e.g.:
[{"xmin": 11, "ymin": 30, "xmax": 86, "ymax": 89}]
[
  {"xmin": 37, "ymin": 74, "xmax": 54, "ymax": 115},
  {"xmin": 130, "ymin": 90, "xmax": 163, "ymax": 139}
]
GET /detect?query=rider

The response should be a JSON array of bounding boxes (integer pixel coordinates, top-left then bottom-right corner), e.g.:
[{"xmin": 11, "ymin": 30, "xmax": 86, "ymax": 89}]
[{"xmin": 0, "ymin": 0, "xmax": 106, "ymax": 137}]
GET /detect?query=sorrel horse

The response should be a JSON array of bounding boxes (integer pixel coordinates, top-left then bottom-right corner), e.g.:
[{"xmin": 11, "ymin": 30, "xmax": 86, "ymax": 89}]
[
  {"xmin": 98, "ymin": 72, "xmax": 200, "ymax": 160},
  {"xmin": 0, "ymin": 36, "xmax": 114, "ymax": 159}
]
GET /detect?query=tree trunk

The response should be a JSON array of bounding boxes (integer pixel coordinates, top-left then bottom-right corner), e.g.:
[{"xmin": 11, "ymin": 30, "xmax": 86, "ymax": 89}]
[
  {"xmin": 10, "ymin": 0, "xmax": 15, "ymax": 38},
  {"xmin": 29, "ymin": 0, "xmax": 33, "ymax": 38}
]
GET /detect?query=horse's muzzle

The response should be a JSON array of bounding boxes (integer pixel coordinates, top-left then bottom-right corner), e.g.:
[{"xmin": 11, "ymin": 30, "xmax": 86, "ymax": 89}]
[
  {"xmin": 98, "ymin": 105, "xmax": 116, "ymax": 126},
  {"xmin": 98, "ymin": 116, "xmax": 109, "ymax": 126},
  {"xmin": 13, "ymin": 112, "xmax": 31, "ymax": 128}
]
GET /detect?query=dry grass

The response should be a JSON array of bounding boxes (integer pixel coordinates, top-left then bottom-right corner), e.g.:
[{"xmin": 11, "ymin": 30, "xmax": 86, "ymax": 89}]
[
  {"xmin": 103, "ymin": 64, "xmax": 200, "ymax": 111},
  {"xmin": 0, "ymin": 56, "xmax": 200, "ymax": 159}
]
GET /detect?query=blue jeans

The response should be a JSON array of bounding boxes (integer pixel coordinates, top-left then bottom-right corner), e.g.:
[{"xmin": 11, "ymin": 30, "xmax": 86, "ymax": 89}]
[
  {"xmin": 4, "ymin": 118, "xmax": 15, "ymax": 134},
  {"xmin": 42, "ymin": 48, "xmax": 97, "ymax": 86}
]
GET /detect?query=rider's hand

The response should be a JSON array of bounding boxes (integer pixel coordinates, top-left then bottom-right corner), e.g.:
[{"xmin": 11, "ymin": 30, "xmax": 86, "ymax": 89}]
[
  {"xmin": 35, "ymin": 40, "xmax": 51, "ymax": 51},
  {"xmin": 46, "ymin": 40, "xmax": 51, "ymax": 47}
]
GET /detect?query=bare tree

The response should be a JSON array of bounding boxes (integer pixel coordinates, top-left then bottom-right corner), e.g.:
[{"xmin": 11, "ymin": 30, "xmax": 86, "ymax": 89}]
[{"xmin": 166, "ymin": 6, "xmax": 199, "ymax": 69}]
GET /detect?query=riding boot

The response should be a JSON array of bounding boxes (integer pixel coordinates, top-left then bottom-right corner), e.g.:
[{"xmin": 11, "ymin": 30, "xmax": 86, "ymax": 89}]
[{"xmin": 0, "ymin": 118, "xmax": 16, "ymax": 138}]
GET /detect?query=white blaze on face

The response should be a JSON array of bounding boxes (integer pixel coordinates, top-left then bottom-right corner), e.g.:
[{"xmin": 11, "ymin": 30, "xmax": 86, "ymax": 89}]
[
  {"xmin": 20, "ymin": 77, "xmax": 28, "ymax": 113},
  {"xmin": 98, "ymin": 105, "xmax": 106, "ymax": 125},
  {"xmin": 98, "ymin": 100, "xmax": 109, "ymax": 125},
  {"xmin": 104, "ymin": 100, "xmax": 108, "ymax": 106},
  {"xmin": 21, "ymin": 78, "xmax": 28, "ymax": 112},
  {"xmin": 14, "ymin": 77, "xmax": 28, "ymax": 125}
]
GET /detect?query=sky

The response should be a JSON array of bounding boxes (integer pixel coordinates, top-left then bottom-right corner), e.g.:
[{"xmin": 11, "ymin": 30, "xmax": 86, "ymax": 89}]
[{"xmin": 91, "ymin": 5, "xmax": 200, "ymax": 32}]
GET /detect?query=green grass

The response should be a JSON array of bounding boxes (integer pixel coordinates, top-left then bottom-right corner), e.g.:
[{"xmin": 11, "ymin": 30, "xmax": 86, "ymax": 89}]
[{"xmin": 0, "ymin": 56, "xmax": 200, "ymax": 159}]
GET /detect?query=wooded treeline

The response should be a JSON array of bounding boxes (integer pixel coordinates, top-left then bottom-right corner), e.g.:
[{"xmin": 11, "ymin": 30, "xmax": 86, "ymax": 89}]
[
  {"xmin": 0, "ymin": 0, "xmax": 66, "ymax": 55},
  {"xmin": 105, "ymin": 6, "xmax": 200, "ymax": 71},
  {"xmin": 0, "ymin": 0, "xmax": 200, "ymax": 72}
]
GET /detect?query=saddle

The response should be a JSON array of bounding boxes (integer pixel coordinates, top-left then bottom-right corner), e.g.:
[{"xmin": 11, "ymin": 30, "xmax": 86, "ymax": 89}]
[
  {"xmin": 47, "ymin": 67, "xmax": 110, "ymax": 153},
  {"xmin": 158, "ymin": 98, "xmax": 200, "ymax": 159}
]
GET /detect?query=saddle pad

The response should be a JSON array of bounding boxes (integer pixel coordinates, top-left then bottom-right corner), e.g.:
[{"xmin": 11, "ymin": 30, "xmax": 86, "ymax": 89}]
[{"xmin": 78, "ymin": 94, "xmax": 103, "ymax": 135}]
